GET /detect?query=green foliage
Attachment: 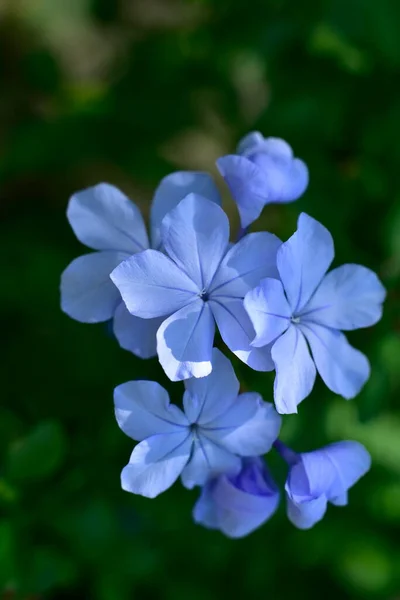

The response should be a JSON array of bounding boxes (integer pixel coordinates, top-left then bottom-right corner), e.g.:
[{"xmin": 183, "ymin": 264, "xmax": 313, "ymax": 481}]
[{"xmin": 0, "ymin": 0, "xmax": 399, "ymax": 598}]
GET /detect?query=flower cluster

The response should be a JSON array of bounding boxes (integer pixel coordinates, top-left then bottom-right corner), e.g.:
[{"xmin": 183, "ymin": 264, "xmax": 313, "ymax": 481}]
[{"xmin": 61, "ymin": 132, "xmax": 385, "ymax": 537}]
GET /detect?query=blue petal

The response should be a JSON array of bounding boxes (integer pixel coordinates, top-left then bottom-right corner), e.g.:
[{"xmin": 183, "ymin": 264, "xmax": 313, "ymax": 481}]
[
  {"xmin": 250, "ymin": 152, "xmax": 308, "ymax": 203},
  {"xmin": 210, "ymin": 297, "xmax": 274, "ymax": 371},
  {"xmin": 204, "ymin": 393, "xmax": 281, "ymax": 456},
  {"xmin": 236, "ymin": 131, "xmax": 265, "ymax": 155},
  {"xmin": 110, "ymin": 249, "xmax": 199, "ymax": 318},
  {"xmin": 277, "ymin": 213, "xmax": 334, "ymax": 313},
  {"xmin": 244, "ymin": 278, "xmax": 291, "ymax": 347},
  {"xmin": 300, "ymin": 323, "xmax": 370, "ymax": 399},
  {"xmin": 114, "ymin": 380, "xmax": 188, "ymax": 441},
  {"xmin": 193, "ymin": 458, "xmax": 279, "ymax": 538},
  {"xmin": 113, "ymin": 303, "xmax": 162, "ymax": 359},
  {"xmin": 183, "ymin": 348, "xmax": 239, "ymax": 424},
  {"xmin": 150, "ymin": 171, "xmax": 221, "ymax": 248},
  {"xmin": 320, "ymin": 441, "xmax": 371, "ymax": 500},
  {"xmin": 216, "ymin": 155, "xmax": 271, "ymax": 228},
  {"xmin": 271, "ymin": 325, "xmax": 317, "ymax": 414},
  {"xmin": 181, "ymin": 435, "xmax": 241, "ymax": 489},
  {"xmin": 121, "ymin": 432, "xmax": 192, "ymax": 498},
  {"xmin": 156, "ymin": 300, "xmax": 215, "ymax": 381},
  {"xmin": 161, "ymin": 194, "xmax": 229, "ymax": 290},
  {"xmin": 300, "ymin": 264, "xmax": 386, "ymax": 330},
  {"xmin": 67, "ymin": 183, "xmax": 149, "ymax": 253},
  {"xmin": 286, "ymin": 494, "xmax": 328, "ymax": 530},
  {"xmin": 209, "ymin": 232, "xmax": 281, "ymax": 298},
  {"xmin": 61, "ymin": 251, "xmax": 126, "ymax": 323},
  {"xmin": 242, "ymin": 137, "xmax": 294, "ymax": 159}
]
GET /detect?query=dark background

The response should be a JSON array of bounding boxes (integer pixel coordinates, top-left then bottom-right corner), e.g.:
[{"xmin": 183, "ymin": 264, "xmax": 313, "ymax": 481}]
[{"xmin": 1, "ymin": 0, "xmax": 400, "ymax": 598}]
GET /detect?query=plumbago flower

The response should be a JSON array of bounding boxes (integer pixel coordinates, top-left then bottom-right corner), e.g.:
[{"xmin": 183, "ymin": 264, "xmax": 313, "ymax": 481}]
[
  {"xmin": 193, "ymin": 457, "xmax": 279, "ymax": 538},
  {"xmin": 274, "ymin": 440, "xmax": 371, "ymax": 529},
  {"xmin": 60, "ymin": 173, "xmax": 221, "ymax": 358},
  {"xmin": 217, "ymin": 131, "xmax": 309, "ymax": 228},
  {"xmin": 244, "ymin": 212, "xmax": 386, "ymax": 414},
  {"xmin": 111, "ymin": 193, "xmax": 281, "ymax": 381},
  {"xmin": 113, "ymin": 349, "xmax": 281, "ymax": 498}
]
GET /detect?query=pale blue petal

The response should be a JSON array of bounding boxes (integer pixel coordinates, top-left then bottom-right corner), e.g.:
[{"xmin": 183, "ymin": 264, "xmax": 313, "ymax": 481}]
[
  {"xmin": 286, "ymin": 494, "xmax": 328, "ymax": 530},
  {"xmin": 300, "ymin": 264, "xmax": 386, "ymax": 330},
  {"xmin": 110, "ymin": 250, "xmax": 199, "ymax": 318},
  {"xmin": 156, "ymin": 300, "xmax": 215, "ymax": 381},
  {"xmin": 242, "ymin": 137, "xmax": 294, "ymax": 159},
  {"xmin": 67, "ymin": 183, "xmax": 149, "ymax": 253},
  {"xmin": 244, "ymin": 278, "xmax": 291, "ymax": 347},
  {"xmin": 322, "ymin": 441, "xmax": 371, "ymax": 500},
  {"xmin": 277, "ymin": 213, "xmax": 334, "ymax": 313},
  {"xmin": 193, "ymin": 458, "xmax": 279, "ymax": 538},
  {"xmin": 121, "ymin": 432, "xmax": 192, "ymax": 498},
  {"xmin": 161, "ymin": 194, "xmax": 229, "ymax": 289},
  {"xmin": 113, "ymin": 303, "xmax": 162, "ymax": 359},
  {"xmin": 209, "ymin": 232, "xmax": 281, "ymax": 298},
  {"xmin": 288, "ymin": 453, "xmax": 336, "ymax": 502},
  {"xmin": 210, "ymin": 297, "xmax": 274, "ymax": 371},
  {"xmin": 114, "ymin": 380, "xmax": 188, "ymax": 441},
  {"xmin": 217, "ymin": 155, "xmax": 266, "ymax": 227},
  {"xmin": 300, "ymin": 323, "xmax": 370, "ymax": 399},
  {"xmin": 183, "ymin": 348, "xmax": 239, "ymax": 425},
  {"xmin": 330, "ymin": 492, "xmax": 348, "ymax": 506},
  {"xmin": 271, "ymin": 326, "xmax": 317, "ymax": 414},
  {"xmin": 150, "ymin": 171, "xmax": 222, "ymax": 248},
  {"xmin": 204, "ymin": 393, "xmax": 281, "ymax": 456},
  {"xmin": 61, "ymin": 251, "xmax": 127, "ymax": 323},
  {"xmin": 236, "ymin": 131, "xmax": 265, "ymax": 155},
  {"xmin": 181, "ymin": 436, "xmax": 241, "ymax": 489}
]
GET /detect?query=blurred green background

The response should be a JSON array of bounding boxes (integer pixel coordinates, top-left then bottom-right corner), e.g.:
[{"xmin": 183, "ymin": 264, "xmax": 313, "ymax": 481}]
[{"xmin": 1, "ymin": 0, "xmax": 400, "ymax": 598}]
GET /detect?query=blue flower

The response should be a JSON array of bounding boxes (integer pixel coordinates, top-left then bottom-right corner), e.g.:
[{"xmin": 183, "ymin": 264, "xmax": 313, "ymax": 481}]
[
  {"xmin": 113, "ymin": 349, "xmax": 281, "ymax": 498},
  {"xmin": 244, "ymin": 212, "xmax": 386, "ymax": 413},
  {"xmin": 193, "ymin": 457, "xmax": 279, "ymax": 538},
  {"xmin": 274, "ymin": 440, "xmax": 371, "ymax": 529},
  {"xmin": 111, "ymin": 193, "xmax": 281, "ymax": 380},
  {"xmin": 217, "ymin": 131, "xmax": 309, "ymax": 228},
  {"xmin": 60, "ymin": 172, "xmax": 221, "ymax": 358}
]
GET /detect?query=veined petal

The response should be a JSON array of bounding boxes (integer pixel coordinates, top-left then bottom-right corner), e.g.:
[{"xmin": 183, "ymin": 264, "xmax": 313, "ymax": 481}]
[
  {"xmin": 113, "ymin": 303, "xmax": 162, "ymax": 359},
  {"xmin": 150, "ymin": 171, "xmax": 221, "ymax": 248},
  {"xmin": 121, "ymin": 432, "xmax": 192, "ymax": 498},
  {"xmin": 236, "ymin": 131, "xmax": 265, "ymax": 155},
  {"xmin": 156, "ymin": 300, "xmax": 215, "ymax": 381},
  {"xmin": 114, "ymin": 380, "xmax": 188, "ymax": 441},
  {"xmin": 300, "ymin": 264, "xmax": 386, "ymax": 330},
  {"xmin": 210, "ymin": 297, "xmax": 274, "ymax": 371},
  {"xmin": 244, "ymin": 278, "xmax": 291, "ymax": 347},
  {"xmin": 242, "ymin": 136, "xmax": 294, "ymax": 159},
  {"xmin": 67, "ymin": 183, "xmax": 149, "ymax": 253},
  {"xmin": 204, "ymin": 393, "xmax": 281, "ymax": 456},
  {"xmin": 110, "ymin": 250, "xmax": 199, "ymax": 319},
  {"xmin": 181, "ymin": 436, "xmax": 241, "ymax": 489},
  {"xmin": 300, "ymin": 323, "xmax": 370, "ymax": 399},
  {"xmin": 183, "ymin": 348, "xmax": 239, "ymax": 425},
  {"xmin": 271, "ymin": 325, "xmax": 317, "ymax": 414},
  {"xmin": 277, "ymin": 213, "xmax": 334, "ymax": 313},
  {"xmin": 249, "ymin": 152, "xmax": 308, "ymax": 204},
  {"xmin": 161, "ymin": 194, "xmax": 229, "ymax": 289},
  {"xmin": 61, "ymin": 251, "xmax": 126, "ymax": 323},
  {"xmin": 286, "ymin": 494, "xmax": 328, "ymax": 530},
  {"xmin": 209, "ymin": 232, "xmax": 281, "ymax": 298},
  {"xmin": 217, "ymin": 155, "xmax": 267, "ymax": 228}
]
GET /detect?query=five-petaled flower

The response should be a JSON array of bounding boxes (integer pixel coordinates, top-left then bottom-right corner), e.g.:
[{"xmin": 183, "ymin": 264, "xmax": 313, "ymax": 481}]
[
  {"xmin": 111, "ymin": 193, "xmax": 281, "ymax": 381},
  {"xmin": 193, "ymin": 457, "xmax": 279, "ymax": 538},
  {"xmin": 244, "ymin": 212, "xmax": 386, "ymax": 414},
  {"xmin": 60, "ymin": 173, "xmax": 221, "ymax": 358},
  {"xmin": 274, "ymin": 439, "xmax": 371, "ymax": 529},
  {"xmin": 217, "ymin": 131, "xmax": 309, "ymax": 229},
  {"xmin": 113, "ymin": 349, "xmax": 281, "ymax": 498}
]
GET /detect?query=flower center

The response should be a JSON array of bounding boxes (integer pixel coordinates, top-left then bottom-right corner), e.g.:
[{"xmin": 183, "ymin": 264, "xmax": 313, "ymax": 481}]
[
  {"xmin": 291, "ymin": 316, "xmax": 300, "ymax": 324},
  {"xmin": 199, "ymin": 288, "xmax": 209, "ymax": 301}
]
